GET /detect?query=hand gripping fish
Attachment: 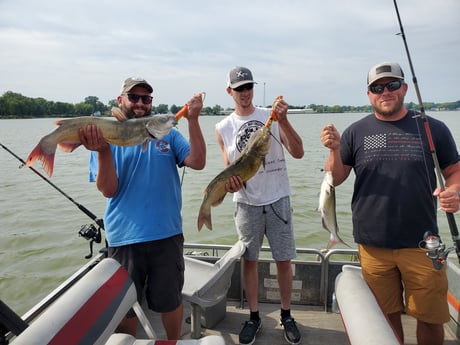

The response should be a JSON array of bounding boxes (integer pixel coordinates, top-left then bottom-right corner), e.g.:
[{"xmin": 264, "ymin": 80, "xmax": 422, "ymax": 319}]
[
  {"xmin": 318, "ymin": 171, "xmax": 351, "ymax": 249},
  {"xmin": 25, "ymin": 110, "xmax": 177, "ymax": 177},
  {"xmin": 197, "ymin": 126, "xmax": 272, "ymax": 231}
]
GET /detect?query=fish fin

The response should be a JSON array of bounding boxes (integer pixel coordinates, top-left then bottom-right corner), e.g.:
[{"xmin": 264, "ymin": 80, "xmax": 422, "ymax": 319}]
[
  {"xmin": 25, "ymin": 142, "xmax": 55, "ymax": 177},
  {"xmin": 141, "ymin": 139, "xmax": 151, "ymax": 152},
  {"xmin": 320, "ymin": 214, "xmax": 329, "ymax": 231},
  {"xmin": 211, "ymin": 194, "xmax": 226, "ymax": 207},
  {"xmin": 197, "ymin": 206, "xmax": 212, "ymax": 231},
  {"xmin": 57, "ymin": 142, "xmax": 81, "ymax": 153},
  {"xmin": 111, "ymin": 107, "xmax": 128, "ymax": 122}
]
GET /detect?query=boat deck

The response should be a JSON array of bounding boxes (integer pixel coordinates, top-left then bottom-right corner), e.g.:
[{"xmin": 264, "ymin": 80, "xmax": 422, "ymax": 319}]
[{"xmin": 140, "ymin": 301, "xmax": 460, "ymax": 345}]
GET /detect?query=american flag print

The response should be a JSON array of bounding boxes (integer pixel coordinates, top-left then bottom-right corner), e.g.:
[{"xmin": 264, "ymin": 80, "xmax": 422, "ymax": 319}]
[{"xmin": 363, "ymin": 132, "xmax": 423, "ymax": 162}]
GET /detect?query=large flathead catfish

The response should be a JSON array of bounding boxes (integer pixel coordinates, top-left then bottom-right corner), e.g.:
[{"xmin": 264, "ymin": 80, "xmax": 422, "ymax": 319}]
[
  {"xmin": 25, "ymin": 112, "xmax": 177, "ymax": 177},
  {"xmin": 197, "ymin": 126, "xmax": 272, "ymax": 231}
]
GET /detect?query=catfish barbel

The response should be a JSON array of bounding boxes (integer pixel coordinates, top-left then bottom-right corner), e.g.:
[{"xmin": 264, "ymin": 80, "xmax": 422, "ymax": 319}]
[
  {"xmin": 25, "ymin": 111, "xmax": 177, "ymax": 177},
  {"xmin": 197, "ymin": 126, "xmax": 272, "ymax": 231}
]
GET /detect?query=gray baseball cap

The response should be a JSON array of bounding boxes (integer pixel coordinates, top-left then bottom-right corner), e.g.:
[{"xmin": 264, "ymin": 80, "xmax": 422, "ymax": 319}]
[
  {"xmin": 120, "ymin": 77, "xmax": 153, "ymax": 94},
  {"xmin": 367, "ymin": 62, "xmax": 404, "ymax": 86},
  {"xmin": 227, "ymin": 66, "xmax": 257, "ymax": 89}
]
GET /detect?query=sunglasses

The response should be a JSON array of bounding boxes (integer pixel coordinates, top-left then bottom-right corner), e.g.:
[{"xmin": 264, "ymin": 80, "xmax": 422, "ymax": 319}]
[
  {"xmin": 126, "ymin": 93, "xmax": 153, "ymax": 104},
  {"xmin": 368, "ymin": 80, "xmax": 403, "ymax": 94},
  {"xmin": 233, "ymin": 83, "xmax": 254, "ymax": 92}
]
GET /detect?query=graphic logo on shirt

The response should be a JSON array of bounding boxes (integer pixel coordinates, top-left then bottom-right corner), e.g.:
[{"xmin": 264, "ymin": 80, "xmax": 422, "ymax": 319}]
[
  {"xmin": 155, "ymin": 140, "xmax": 170, "ymax": 153},
  {"xmin": 236, "ymin": 120, "xmax": 264, "ymax": 153},
  {"xmin": 364, "ymin": 134, "xmax": 387, "ymax": 150},
  {"xmin": 363, "ymin": 132, "xmax": 423, "ymax": 162}
]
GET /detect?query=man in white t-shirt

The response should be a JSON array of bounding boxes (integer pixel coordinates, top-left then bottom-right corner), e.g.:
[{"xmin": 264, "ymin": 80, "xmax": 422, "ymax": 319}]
[{"xmin": 215, "ymin": 66, "xmax": 304, "ymax": 345}]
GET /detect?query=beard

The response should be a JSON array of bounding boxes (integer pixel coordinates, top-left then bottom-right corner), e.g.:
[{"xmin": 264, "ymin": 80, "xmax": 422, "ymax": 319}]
[
  {"xmin": 373, "ymin": 98, "xmax": 405, "ymax": 118},
  {"xmin": 120, "ymin": 104, "xmax": 150, "ymax": 119}
]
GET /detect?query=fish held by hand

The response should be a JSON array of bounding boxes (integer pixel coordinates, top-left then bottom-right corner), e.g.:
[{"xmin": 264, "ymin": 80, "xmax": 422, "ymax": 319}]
[
  {"xmin": 25, "ymin": 113, "xmax": 177, "ymax": 177},
  {"xmin": 197, "ymin": 126, "xmax": 272, "ymax": 231},
  {"xmin": 318, "ymin": 171, "xmax": 351, "ymax": 249}
]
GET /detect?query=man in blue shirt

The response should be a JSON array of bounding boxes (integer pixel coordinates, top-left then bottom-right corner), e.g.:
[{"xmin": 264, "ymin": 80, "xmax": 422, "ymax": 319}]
[{"xmin": 80, "ymin": 77, "xmax": 206, "ymax": 339}]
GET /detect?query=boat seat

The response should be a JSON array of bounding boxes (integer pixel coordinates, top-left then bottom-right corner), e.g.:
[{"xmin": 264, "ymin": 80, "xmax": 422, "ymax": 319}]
[
  {"xmin": 105, "ymin": 334, "xmax": 225, "ymax": 345},
  {"xmin": 13, "ymin": 258, "xmax": 155, "ymax": 345},
  {"xmin": 335, "ymin": 265, "xmax": 402, "ymax": 345},
  {"xmin": 182, "ymin": 240, "xmax": 246, "ymax": 338}
]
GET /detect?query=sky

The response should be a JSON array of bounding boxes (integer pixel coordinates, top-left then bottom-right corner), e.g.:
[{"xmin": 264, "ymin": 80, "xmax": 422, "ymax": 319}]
[{"xmin": 0, "ymin": 0, "xmax": 459, "ymax": 109}]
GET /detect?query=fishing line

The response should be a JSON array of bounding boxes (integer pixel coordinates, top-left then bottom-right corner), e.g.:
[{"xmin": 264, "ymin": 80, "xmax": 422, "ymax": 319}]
[
  {"xmin": 393, "ymin": 0, "xmax": 460, "ymax": 265},
  {"xmin": 1, "ymin": 142, "xmax": 104, "ymax": 228},
  {"xmin": 1, "ymin": 143, "xmax": 104, "ymax": 258}
]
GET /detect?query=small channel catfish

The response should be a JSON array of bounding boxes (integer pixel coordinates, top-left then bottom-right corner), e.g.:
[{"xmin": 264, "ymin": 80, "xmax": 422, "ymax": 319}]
[
  {"xmin": 318, "ymin": 171, "xmax": 351, "ymax": 249},
  {"xmin": 197, "ymin": 126, "xmax": 272, "ymax": 231},
  {"xmin": 25, "ymin": 111, "xmax": 177, "ymax": 177}
]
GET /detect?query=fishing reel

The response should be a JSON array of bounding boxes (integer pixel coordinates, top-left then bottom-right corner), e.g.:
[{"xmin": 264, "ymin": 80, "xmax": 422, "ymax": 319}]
[
  {"xmin": 78, "ymin": 223, "xmax": 102, "ymax": 259},
  {"xmin": 419, "ymin": 231, "xmax": 455, "ymax": 270}
]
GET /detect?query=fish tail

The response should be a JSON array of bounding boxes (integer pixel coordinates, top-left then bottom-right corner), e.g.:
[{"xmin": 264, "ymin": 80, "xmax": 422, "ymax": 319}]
[
  {"xmin": 25, "ymin": 142, "xmax": 55, "ymax": 177},
  {"xmin": 327, "ymin": 238, "xmax": 341, "ymax": 250},
  {"xmin": 327, "ymin": 233, "xmax": 352, "ymax": 249},
  {"xmin": 197, "ymin": 206, "xmax": 212, "ymax": 231}
]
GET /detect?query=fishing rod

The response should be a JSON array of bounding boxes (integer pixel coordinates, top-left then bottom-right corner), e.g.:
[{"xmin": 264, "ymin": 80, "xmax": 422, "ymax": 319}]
[
  {"xmin": 1, "ymin": 142, "xmax": 103, "ymax": 258},
  {"xmin": 393, "ymin": 0, "xmax": 460, "ymax": 267}
]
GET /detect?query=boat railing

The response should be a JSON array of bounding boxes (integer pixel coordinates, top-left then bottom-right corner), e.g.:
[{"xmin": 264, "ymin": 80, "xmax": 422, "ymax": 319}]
[{"xmin": 183, "ymin": 243, "xmax": 359, "ymax": 311}]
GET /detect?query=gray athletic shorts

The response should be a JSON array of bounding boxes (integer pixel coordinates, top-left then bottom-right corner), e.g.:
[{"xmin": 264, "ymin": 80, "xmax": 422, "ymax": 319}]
[
  {"xmin": 108, "ymin": 234, "xmax": 184, "ymax": 314},
  {"xmin": 234, "ymin": 196, "xmax": 296, "ymax": 261}
]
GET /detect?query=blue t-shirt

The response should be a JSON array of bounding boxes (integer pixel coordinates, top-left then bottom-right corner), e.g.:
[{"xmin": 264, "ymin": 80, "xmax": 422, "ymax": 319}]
[
  {"xmin": 89, "ymin": 128, "xmax": 190, "ymax": 247},
  {"xmin": 341, "ymin": 111, "xmax": 459, "ymax": 248}
]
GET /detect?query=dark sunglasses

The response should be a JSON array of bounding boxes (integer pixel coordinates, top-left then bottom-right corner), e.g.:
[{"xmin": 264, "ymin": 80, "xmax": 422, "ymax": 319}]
[
  {"xmin": 233, "ymin": 83, "xmax": 254, "ymax": 92},
  {"xmin": 126, "ymin": 93, "xmax": 153, "ymax": 104},
  {"xmin": 369, "ymin": 80, "xmax": 403, "ymax": 94}
]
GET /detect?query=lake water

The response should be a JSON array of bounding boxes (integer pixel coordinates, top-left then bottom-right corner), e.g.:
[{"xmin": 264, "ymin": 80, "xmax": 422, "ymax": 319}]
[{"xmin": 1, "ymin": 111, "xmax": 460, "ymax": 315}]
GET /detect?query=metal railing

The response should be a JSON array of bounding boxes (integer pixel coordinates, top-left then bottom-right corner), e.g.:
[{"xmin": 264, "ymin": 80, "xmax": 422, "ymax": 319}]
[{"xmin": 183, "ymin": 243, "xmax": 360, "ymax": 311}]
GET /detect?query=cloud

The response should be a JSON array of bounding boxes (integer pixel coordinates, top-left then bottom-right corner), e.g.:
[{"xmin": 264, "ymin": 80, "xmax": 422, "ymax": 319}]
[{"xmin": 0, "ymin": 0, "xmax": 459, "ymax": 108}]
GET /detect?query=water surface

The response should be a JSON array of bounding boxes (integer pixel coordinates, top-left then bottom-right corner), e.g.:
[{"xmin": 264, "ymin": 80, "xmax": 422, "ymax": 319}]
[{"xmin": 1, "ymin": 111, "xmax": 459, "ymax": 314}]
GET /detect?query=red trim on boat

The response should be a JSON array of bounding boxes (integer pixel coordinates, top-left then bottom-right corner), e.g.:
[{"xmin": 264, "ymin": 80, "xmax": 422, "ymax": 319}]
[{"xmin": 48, "ymin": 266, "xmax": 129, "ymax": 345}]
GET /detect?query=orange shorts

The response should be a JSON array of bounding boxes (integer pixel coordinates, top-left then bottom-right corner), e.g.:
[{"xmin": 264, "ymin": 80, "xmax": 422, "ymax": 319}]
[{"xmin": 358, "ymin": 244, "xmax": 449, "ymax": 324}]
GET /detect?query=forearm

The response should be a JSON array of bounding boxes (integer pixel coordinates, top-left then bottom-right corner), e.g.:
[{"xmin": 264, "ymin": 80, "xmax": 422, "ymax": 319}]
[
  {"xmin": 444, "ymin": 163, "xmax": 460, "ymax": 191},
  {"xmin": 95, "ymin": 149, "xmax": 118, "ymax": 198},
  {"xmin": 184, "ymin": 118, "xmax": 206, "ymax": 170},
  {"xmin": 279, "ymin": 119, "xmax": 304, "ymax": 159},
  {"xmin": 324, "ymin": 149, "xmax": 351, "ymax": 186}
]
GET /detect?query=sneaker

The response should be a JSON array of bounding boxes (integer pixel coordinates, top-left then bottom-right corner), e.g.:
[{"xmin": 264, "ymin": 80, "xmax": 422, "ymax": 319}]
[
  {"xmin": 280, "ymin": 316, "xmax": 301, "ymax": 345},
  {"xmin": 239, "ymin": 319, "xmax": 261, "ymax": 345}
]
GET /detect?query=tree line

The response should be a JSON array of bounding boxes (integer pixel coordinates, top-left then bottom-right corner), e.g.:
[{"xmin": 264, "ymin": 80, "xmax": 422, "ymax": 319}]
[{"xmin": 0, "ymin": 91, "xmax": 459, "ymax": 119}]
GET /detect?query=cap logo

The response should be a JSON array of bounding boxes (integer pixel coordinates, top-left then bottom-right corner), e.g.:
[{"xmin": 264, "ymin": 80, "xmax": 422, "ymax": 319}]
[
  {"xmin": 376, "ymin": 65, "xmax": 392, "ymax": 75},
  {"xmin": 236, "ymin": 70, "xmax": 248, "ymax": 79}
]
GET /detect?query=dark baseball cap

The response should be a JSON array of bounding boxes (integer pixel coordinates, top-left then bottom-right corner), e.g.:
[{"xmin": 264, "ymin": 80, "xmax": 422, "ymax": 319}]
[{"xmin": 227, "ymin": 66, "xmax": 257, "ymax": 89}]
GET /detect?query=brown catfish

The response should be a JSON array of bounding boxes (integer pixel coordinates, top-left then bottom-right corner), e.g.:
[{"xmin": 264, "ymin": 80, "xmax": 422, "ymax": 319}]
[
  {"xmin": 197, "ymin": 126, "xmax": 272, "ymax": 231},
  {"xmin": 25, "ymin": 112, "xmax": 177, "ymax": 177}
]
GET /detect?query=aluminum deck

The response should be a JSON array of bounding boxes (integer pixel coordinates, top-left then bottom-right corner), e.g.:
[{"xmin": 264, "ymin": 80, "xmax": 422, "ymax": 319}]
[{"xmin": 141, "ymin": 301, "xmax": 460, "ymax": 345}]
